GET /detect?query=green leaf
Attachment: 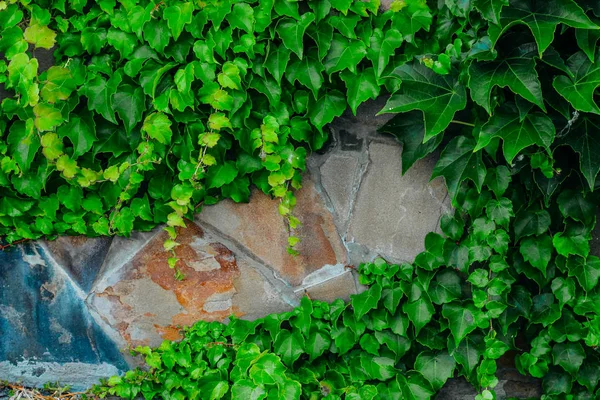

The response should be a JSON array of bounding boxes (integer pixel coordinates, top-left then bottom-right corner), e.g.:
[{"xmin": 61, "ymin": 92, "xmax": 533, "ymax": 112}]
[
  {"xmin": 577, "ymin": 363, "xmax": 600, "ymax": 392},
  {"xmin": 553, "ymin": 52, "xmax": 600, "ymax": 114},
  {"xmin": 551, "ymin": 277, "xmax": 576, "ymax": 310},
  {"xmin": 514, "ymin": 209, "xmax": 551, "ymax": 241},
  {"xmin": 562, "ymin": 114, "xmax": 600, "ymax": 190},
  {"xmin": 106, "ymin": 27, "xmax": 138, "ymax": 59},
  {"xmin": 286, "ymin": 54, "xmax": 324, "ymax": 99},
  {"xmin": 207, "ymin": 161, "xmax": 239, "ymax": 189},
  {"xmin": 228, "ymin": 3, "xmax": 255, "ymax": 33},
  {"xmin": 33, "ymin": 103, "xmax": 63, "ymax": 132},
  {"xmin": 557, "ymin": 190, "xmax": 596, "ymax": 226},
  {"xmin": 113, "ymin": 84, "xmax": 146, "ymax": 133},
  {"xmin": 576, "ymin": 26, "xmax": 600, "ymax": 62},
  {"xmin": 442, "ymin": 303, "xmax": 481, "ymax": 347},
  {"xmin": 380, "ymin": 62, "xmax": 467, "ymax": 141},
  {"xmin": 143, "ymin": 18, "xmax": 171, "ymax": 53},
  {"xmin": 415, "ymin": 233, "xmax": 446, "ymax": 271},
  {"xmin": 520, "ymin": 235, "xmax": 553, "ymax": 276},
  {"xmin": 567, "ymin": 255, "xmax": 600, "ymax": 292},
  {"xmin": 351, "ymin": 283, "xmax": 382, "ymax": 320},
  {"xmin": 403, "ymin": 296, "xmax": 434, "ymax": 336},
  {"xmin": 57, "ymin": 114, "xmax": 96, "ymax": 158},
  {"xmin": 328, "ymin": 14, "xmax": 361, "ymax": 39},
  {"xmin": 553, "ymin": 232, "xmax": 590, "ymax": 258},
  {"xmin": 8, "ymin": 119, "xmax": 39, "ymax": 172},
  {"xmin": 476, "ymin": 107, "xmax": 555, "ymax": 164},
  {"xmin": 367, "ymin": 28, "xmax": 403, "ymax": 79},
  {"xmin": 429, "ymin": 270, "xmax": 462, "ymax": 305},
  {"xmin": 249, "ymin": 353, "xmax": 285, "ymax": 385},
  {"xmin": 274, "ymin": 330, "xmax": 304, "ymax": 366},
  {"xmin": 24, "ymin": 23, "xmax": 56, "ymax": 49},
  {"xmin": 488, "ymin": 0, "xmax": 598, "ymax": 55},
  {"xmin": 81, "ymin": 27, "xmax": 107, "ymax": 55},
  {"xmin": 41, "ymin": 66, "xmax": 76, "ymax": 103},
  {"xmin": 552, "ymin": 342, "xmax": 585, "ymax": 375},
  {"xmin": 414, "ymin": 352, "xmax": 456, "ymax": 391},
  {"xmin": 340, "ymin": 68, "xmax": 380, "ymax": 116},
  {"xmin": 307, "ymin": 90, "xmax": 346, "ymax": 131},
  {"xmin": 231, "ymin": 380, "xmax": 266, "ymax": 400},
  {"xmin": 276, "ymin": 14, "xmax": 315, "ymax": 60},
  {"xmin": 468, "ymin": 52, "xmax": 545, "ymax": 114},
  {"xmin": 306, "ymin": 22, "xmax": 333, "ymax": 61},
  {"xmin": 475, "ymin": 0, "xmax": 509, "ymax": 24},
  {"xmin": 531, "ymin": 293, "xmax": 561, "ymax": 327},
  {"xmin": 305, "ymin": 329, "xmax": 331, "ymax": 361},
  {"xmin": 330, "ymin": 0, "xmax": 352, "ymax": 14},
  {"xmin": 163, "ymin": 3, "xmax": 193, "ymax": 41},
  {"xmin": 82, "ymin": 72, "xmax": 123, "ymax": 124},
  {"xmin": 142, "ymin": 112, "xmax": 172, "ymax": 145},
  {"xmin": 431, "ymin": 136, "xmax": 487, "ymax": 203},
  {"xmin": 486, "ymin": 198, "xmax": 514, "ymax": 227},
  {"xmin": 265, "ymin": 45, "xmax": 291, "ymax": 84},
  {"xmin": 324, "ymin": 33, "xmax": 367, "ymax": 74},
  {"xmin": 452, "ymin": 334, "xmax": 484, "ymax": 374}
]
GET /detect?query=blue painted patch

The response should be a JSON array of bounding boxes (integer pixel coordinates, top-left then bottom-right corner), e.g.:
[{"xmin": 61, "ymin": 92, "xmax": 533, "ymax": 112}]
[{"xmin": 0, "ymin": 243, "xmax": 127, "ymax": 371}]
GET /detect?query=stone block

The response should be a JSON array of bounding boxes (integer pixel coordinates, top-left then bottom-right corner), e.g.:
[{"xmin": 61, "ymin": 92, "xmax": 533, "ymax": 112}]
[
  {"xmin": 0, "ymin": 243, "xmax": 127, "ymax": 390},
  {"xmin": 197, "ymin": 178, "xmax": 347, "ymax": 286},
  {"xmin": 346, "ymin": 141, "xmax": 451, "ymax": 264}
]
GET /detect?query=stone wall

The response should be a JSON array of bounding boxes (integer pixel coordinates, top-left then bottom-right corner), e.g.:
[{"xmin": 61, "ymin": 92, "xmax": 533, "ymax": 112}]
[{"xmin": 0, "ymin": 99, "xmax": 458, "ymax": 390}]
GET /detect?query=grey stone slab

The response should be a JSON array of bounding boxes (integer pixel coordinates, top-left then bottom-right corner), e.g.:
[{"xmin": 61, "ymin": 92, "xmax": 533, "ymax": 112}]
[
  {"xmin": 0, "ymin": 243, "xmax": 127, "ymax": 390},
  {"xmin": 320, "ymin": 154, "xmax": 360, "ymax": 223},
  {"xmin": 43, "ymin": 236, "xmax": 113, "ymax": 293},
  {"xmin": 346, "ymin": 141, "xmax": 451, "ymax": 264}
]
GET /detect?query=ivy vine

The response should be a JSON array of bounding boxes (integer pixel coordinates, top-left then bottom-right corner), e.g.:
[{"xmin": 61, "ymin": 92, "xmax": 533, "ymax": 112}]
[{"xmin": 2, "ymin": 0, "xmax": 600, "ymax": 399}]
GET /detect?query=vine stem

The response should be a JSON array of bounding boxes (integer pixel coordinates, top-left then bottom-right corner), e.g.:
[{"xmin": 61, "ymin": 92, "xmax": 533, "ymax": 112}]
[
  {"xmin": 450, "ymin": 120, "xmax": 475, "ymax": 127},
  {"xmin": 0, "ymin": 239, "xmax": 30, "ymax": 251}
]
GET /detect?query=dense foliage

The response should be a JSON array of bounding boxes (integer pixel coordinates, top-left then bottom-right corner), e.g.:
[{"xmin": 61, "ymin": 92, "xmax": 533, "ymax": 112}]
[{"xmin": 2, "ymin": 0, "xmax": 600, "ymax": 398}]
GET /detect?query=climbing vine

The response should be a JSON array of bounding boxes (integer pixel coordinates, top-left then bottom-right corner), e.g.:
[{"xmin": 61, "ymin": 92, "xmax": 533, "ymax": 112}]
[{"xmin": 2, "ymin": 0, "xmax": 600, "ymax": 398}]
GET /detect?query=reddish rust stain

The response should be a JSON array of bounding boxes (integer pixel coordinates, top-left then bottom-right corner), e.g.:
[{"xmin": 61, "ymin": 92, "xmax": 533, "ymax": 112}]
[{"xmin": 127, "ymin": 223, "xmax": 243, "ymax": 342}]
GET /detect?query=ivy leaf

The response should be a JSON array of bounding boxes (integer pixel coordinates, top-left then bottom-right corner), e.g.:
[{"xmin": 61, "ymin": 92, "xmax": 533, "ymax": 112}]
[
  {"xmin": 24, "ymin": 23, "xmax": 56, "ymax": 49},
  {"xmin": 163, "ymin": 3, "xmax": 193, "ymax": 41},
  {"xmin": 429, "ymin": 270, "xmax": 462, "ymax": 305},
  {"xmin": 8, "ymin": 119, "xmax": 39, "ymax": 172},
  {"xmin": 553, "ymin": 233, "xmax": 590, "ymax": 258},
  {"xmin": 286, "ymin": 54, "xmax": 324, "ymax": 99},
  {"xmin": 41, "ymin": 66, "xmax": 76, "ymax": 103},
  {"xmin": 207, "ymin": 161, "xmax": 239, "ymax": 189},
  {"xmin": 324, "ymin": 34, "xmax": 367, "ymax": 75},
  {"xmin": 432, "ymin": 136, "xmax": 487, "ymax": 203},
  {"xmin": 142, "ymin": 112, "xmax": 172, "ymax": 145},
  {"xmin": 330, "ymin": 0, "xmax": 352, "ymax": 14},
  {"xmin": 382, "ymin": 283, "xmax": 404, "ymax": 313},
  {"xmin": 81, "ymin": 27, "xmax": 107, "ymax": 55},
  {"xmin": 488, "ymin": 0, "xmax": 597, "ymax": 55},
  {"xmin": 576, "ymin": 26, "xmax": 600, "ymax": 62},
  {"xmin": 403, "ymin": 296, "xmax": 434, "ymax": 336},
  {"xmin": 486, "ymin": 198, "xmax": 514, "ymax": 227},
  {"xmin": 276, "ymin": 13, "xmax": 316, "ymax": 60},
  {"xmin": 475, "ymin": 0, "xmax": 509, "ymax": 24},
  {"xmin": 307, "ymin": 90, "xmax": 346, "ymax": 131},
  {"xmin": 33, "ymin": 103, "xmax": 63, "ymax": 132},
  {"xmin": 265, "ymin": 45, "xmax": 291, "ymax": 84},
  {"xmin": 81, "ymin": 72, "xmax": 123, "ymax": 124},
  {"xmin": 274, "ymin": 330, "xmax": 304, "ymax": 366},
  {"xmin": 340, "ymin": 68, "xmax": 380, "ymax": 115},
  {"xmin": 305, "ymin": 329, "xmax": 331, "ymax": 361},
  {"xmin": 143, "ymin": 19, "xmax": 171, "ymax": 54},
  {"xmin": 468, "ymin": 52, "xmax": 545, "ymax": 114},
  {"xmin": 552, "ymin": 342, "xmax": 585, "ymax": 375},
  {"xmin": 380, "ymin": 62, "xmax": 467, "ymax": 141},
  {"xmin": 414, "ymin": 352, "xmax": 456, "ymax": 391},
  {"xmin": 567, "ymin": 255, "xmax": 600, "ymax": 292},
  {"xmin": 476, "ymin": 107, "xmax": 555, "ymax": 164},
  {"xmin": 514, "ymin": 209, "xmax": 551, "ymax": 241},
  {"xmin": 228, "ymin": 3, "xmax": 255, "ymax": 33},
  {"xmin": 306, "ymin": 22, "xmax": 333, "ymax": 61},
  {"xmin": 113, "ymin": 84, "xmax": 146, "ymax": 133},
  {"xmin": 379, "ymin": 112, "xmax": 443, "ymax": 174},
  {"xmin": 553, "ymin": 52, "xmax": 600, "ymax": 114},
  {"xmin": 561, "ymin": 114, "xmax": 600, "ymax": 189},
  {"xmin": 577, "ymin": 363, "xmax": 600, "ymax": 392},
  {"xmin": 452, "ymin": 334, "xmax": 484, "ymax": 374},
  {"xmin": 531, "ymin": 293, "xmax": 561, "ymax": 327},
  {"xmin": 328, "ymin": 14, "xmax": 360, "ymax": 39},
  {"xmin": 442, "ymin": 303, "xmax": 481, "ymax": 347},
  {"xmin": 520, "ymin": 235, "xmax": 553, "ymax": 276},
  {"xmin": 231, "ymin": 380, "xmax": 267, "ymax": 400},
  {"xmin": 367, "ymin": 28, "xmax": 403, "ymax": 79},
  {"xmin": 351, "ymin": 283, "xmax": 382, "ymax": 320},
  {"xmin": 57, "ymin": 114, "xmax": 97, "ymax": 158}
]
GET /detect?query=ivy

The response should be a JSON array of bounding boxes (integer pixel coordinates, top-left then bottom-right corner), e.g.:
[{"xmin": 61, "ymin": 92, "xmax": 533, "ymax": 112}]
[{"xmin": 2, "ymin": 0, "xmax": 600, "ymax": 399}]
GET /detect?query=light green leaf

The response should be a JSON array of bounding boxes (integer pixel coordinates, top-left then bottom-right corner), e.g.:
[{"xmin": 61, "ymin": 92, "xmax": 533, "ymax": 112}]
[
  {"xmin": 8, "ymin": 119, "xmax": 39, "ymax": 172},
  {"xmin": 414, "ymin": 352, "xmax": 456, "ymax": 391},
  {"xmin": 142, "ymin": 112, "xmax": 172, "ymax": 144},
  {"xmin": 41, "ymin": 66, "xmax": 76, "ymax": 103},
  {"xmin": 351, "ymin": 283, "xmax": 382, "ymax": 320},
  {"xmin": 340, "ymin": 68, "xmax": 380, "ymax": 115},
  {"xmin": 33, "ymin": 103, "xmax": 63, "ymax": 132},
  {"xmin": 24, "ymin": 23, "xmax": 56, "ymax": 49},
  {"xmin": 553, "ymin": 51, "xmax": 600, "ymax": 114},
  {"xmin": 228, "ymin": 3, "xmax": 255, "ymax": 33},
  {"xmin": 207, "ymin": 161, "xmax": 239, "ymax": 189},
  {"xmin": 567, "ymin": 255, "xmax": 600, "ymax": 292},
  {"xmin": 307, "ymin": 90, "xmax": 346, "ymax": 131},
  {"xmin": 163, "ymin": 2, "xmax": 194, "ymax": 41}
]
